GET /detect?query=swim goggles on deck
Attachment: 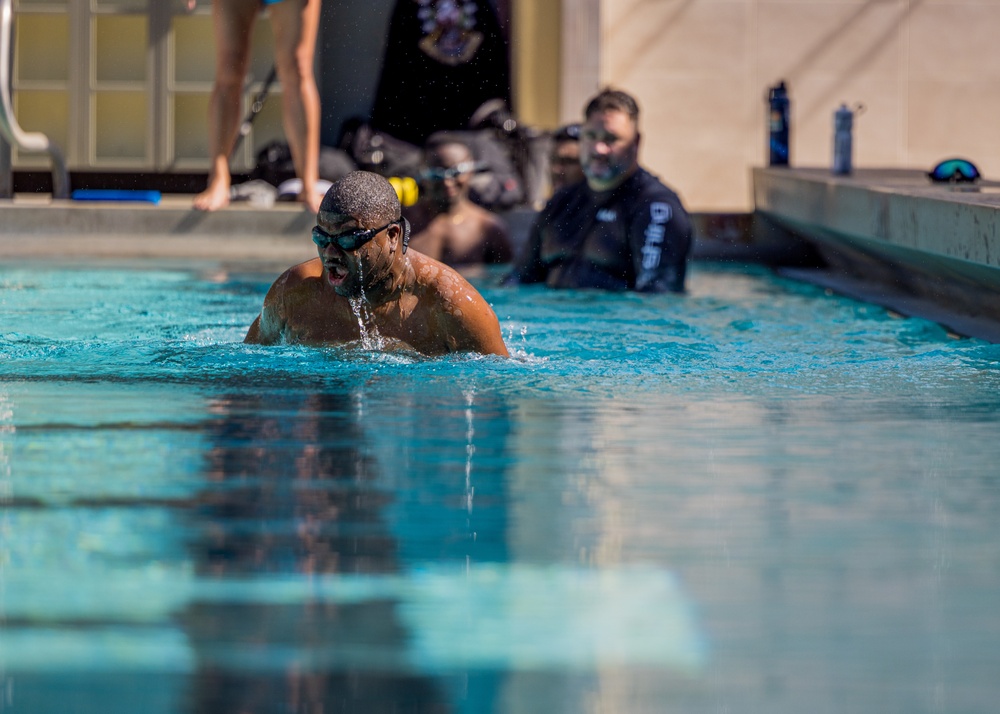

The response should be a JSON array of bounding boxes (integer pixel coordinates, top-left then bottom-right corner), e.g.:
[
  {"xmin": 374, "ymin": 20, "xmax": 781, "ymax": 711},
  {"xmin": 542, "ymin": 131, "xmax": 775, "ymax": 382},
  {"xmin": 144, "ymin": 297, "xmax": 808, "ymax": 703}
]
[
  {"xmin": 928, "ymin": 158, "xmax": 981, "ymax": 183},
  {"xmin": 312, "ymin": 221, "xmax": 395, "ymax": 251},
  {"xmin": 421, "ymin": 161, "xmax": 476, "ymax": 182}
]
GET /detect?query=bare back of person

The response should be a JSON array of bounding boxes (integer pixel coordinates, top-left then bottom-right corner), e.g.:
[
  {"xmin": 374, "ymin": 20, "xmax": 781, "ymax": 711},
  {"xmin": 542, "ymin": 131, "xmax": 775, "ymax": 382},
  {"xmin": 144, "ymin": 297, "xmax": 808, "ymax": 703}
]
[{"xmin": 407, "ymin": 199, "xmax": 511, "ymax": 266}]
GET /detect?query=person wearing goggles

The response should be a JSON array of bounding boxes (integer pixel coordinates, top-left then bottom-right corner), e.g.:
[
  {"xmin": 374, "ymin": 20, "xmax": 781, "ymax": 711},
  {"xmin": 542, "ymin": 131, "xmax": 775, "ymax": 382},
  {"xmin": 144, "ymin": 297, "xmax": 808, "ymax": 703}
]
[
  {"xmin": 404, "ymin": 135, "xmax": 513, "ymax": 267},
  {"xmin": 245, "ymin": 170, "xmax": 509, "ymax": 357},
  {"xmin": 549, "ymin": 123, "xmax": 585, "ymax": 194}
]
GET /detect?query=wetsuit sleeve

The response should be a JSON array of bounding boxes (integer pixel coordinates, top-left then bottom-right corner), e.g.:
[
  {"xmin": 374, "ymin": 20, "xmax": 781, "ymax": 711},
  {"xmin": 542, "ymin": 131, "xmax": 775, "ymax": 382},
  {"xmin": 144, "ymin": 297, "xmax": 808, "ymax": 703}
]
[
  {"xmin": 629, "ymin": 194, "xmax": 692, "ymax": 293},
  {"xmin": 501, "ymin": 206, "xmax": 548, "ymax": 285}
]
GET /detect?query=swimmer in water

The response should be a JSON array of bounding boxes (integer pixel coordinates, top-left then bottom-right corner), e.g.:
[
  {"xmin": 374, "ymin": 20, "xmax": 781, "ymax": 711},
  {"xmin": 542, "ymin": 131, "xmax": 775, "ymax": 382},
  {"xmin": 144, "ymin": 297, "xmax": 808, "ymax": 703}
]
[
  {"xmin": 405, "ymin": 134, "xmax": 513, "ymax": 267},
  {"xmin": 244, "ymin": 171, "xmax": 510, "ymax": 357}
]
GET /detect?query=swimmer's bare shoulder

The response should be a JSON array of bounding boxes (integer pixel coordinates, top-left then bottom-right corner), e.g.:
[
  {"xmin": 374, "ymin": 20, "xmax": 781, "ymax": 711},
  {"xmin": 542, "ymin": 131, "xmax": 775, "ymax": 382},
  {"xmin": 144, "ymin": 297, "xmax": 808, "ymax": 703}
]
[
  {"xmin": 244, "ymin": 258, "xmax": 324, "ymax": 344},
  {"xmin": 410, "ymin": 251, "xmax": 510, "ymax": 357}
]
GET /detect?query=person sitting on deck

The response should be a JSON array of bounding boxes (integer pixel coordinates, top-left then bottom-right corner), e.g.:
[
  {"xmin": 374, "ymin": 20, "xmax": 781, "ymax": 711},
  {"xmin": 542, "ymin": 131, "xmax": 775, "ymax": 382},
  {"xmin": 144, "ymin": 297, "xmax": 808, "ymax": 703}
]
[
  {"xmin": 404, "ymin": 134, "xmax": 514, "ymax": 267},
  {"xmin": 505, "ymin": 88, "xmax": 693, "ymax": 293},
  {"xmin": 244, "ymin": 171, "xmax": 509, "ymax": 357}
]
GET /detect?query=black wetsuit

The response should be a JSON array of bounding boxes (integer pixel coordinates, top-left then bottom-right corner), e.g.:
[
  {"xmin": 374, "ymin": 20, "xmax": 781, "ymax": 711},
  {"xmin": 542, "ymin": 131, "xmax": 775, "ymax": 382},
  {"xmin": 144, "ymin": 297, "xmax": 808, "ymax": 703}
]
[{"xmin": 506, "ymin": 168, "xmax": 692, "ymax": 292}]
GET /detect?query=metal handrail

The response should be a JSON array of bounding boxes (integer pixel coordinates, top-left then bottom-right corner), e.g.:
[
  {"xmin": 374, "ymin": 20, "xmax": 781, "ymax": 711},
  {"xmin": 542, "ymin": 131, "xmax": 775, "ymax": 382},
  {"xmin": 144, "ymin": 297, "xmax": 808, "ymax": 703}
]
[{"xmin": 0, "ymin": 0, "xmax": 69, "ymax": 198}]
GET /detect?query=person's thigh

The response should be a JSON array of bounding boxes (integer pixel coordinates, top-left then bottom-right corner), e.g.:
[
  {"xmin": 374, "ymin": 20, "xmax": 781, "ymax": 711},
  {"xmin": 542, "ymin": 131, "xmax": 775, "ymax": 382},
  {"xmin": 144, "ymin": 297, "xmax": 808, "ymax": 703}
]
[
  {"xmin": 267, "ymin": 0, "xmax": 321, "ymax": 65},
  {"xmin": 212, "ymin": 0, "xmax": 260, "ymax": 74}
]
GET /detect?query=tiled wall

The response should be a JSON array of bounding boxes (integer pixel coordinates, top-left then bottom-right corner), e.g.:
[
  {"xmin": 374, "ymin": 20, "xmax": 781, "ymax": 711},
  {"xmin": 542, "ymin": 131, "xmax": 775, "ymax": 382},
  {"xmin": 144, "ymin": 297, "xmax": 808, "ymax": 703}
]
[{"xmin": 594, "ymin": 0, "xmax": 1000, "ymax": 211}]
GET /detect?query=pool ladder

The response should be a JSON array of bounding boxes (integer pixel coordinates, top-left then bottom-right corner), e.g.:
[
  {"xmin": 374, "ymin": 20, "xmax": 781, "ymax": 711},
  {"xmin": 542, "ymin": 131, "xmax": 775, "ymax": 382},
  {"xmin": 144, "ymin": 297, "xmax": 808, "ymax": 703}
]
[{"xmin": 0, "ymin": 0, "xmax": 69, "ymax": 199}]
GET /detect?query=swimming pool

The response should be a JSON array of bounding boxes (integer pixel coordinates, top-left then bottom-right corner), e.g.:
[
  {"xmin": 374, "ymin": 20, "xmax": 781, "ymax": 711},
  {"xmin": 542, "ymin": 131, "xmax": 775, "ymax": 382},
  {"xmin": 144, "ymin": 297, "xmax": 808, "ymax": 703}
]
[{"xmin": 2, "ymin": 260, "xmax": 1000, "ymax": 713}]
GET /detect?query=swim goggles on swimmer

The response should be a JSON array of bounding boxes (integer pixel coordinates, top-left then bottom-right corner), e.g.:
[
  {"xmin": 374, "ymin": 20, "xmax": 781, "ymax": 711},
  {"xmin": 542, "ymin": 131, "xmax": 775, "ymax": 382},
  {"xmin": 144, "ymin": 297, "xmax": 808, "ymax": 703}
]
[
  {"xmin": 421, "ymin": 161, "xmax": 476, "ymax": 182},
  {"xmin": 312, "ymin": 218, "xmax": 411, "ymax": 253},
  {"xmin": 312, "ymin": 221, "xmax": 395, "ymax": 251},
  {"xmin": 928, "ymin": 158, "xmax": 981, "ymax": 184}
]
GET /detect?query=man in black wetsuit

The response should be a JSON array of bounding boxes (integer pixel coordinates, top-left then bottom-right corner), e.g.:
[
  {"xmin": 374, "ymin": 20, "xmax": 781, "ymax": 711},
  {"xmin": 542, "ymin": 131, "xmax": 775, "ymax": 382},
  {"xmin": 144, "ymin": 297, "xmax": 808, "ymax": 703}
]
[{"xmin": 505, "ymin": 89, "xmax": 692, "ymax": 292}]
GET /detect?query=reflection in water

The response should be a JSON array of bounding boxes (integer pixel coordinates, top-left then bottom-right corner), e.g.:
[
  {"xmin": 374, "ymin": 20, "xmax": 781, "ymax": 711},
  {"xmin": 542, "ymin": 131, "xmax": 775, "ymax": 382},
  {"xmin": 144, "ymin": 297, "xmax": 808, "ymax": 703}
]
[{"xmin": 183, "ymin": 385, "xmax": 450, "ymax": 713}]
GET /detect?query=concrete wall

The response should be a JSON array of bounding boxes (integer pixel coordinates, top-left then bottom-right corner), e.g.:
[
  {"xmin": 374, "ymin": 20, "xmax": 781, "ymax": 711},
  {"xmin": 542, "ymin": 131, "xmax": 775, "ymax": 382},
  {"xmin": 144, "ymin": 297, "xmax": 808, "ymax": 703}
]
[
  {"xmin": 512, "ymin": 1, "xmax": 562, "ymax": 129},
  {"xmin": 579, "ymin": 0, "xmax": 1000, "ymax": 212}
]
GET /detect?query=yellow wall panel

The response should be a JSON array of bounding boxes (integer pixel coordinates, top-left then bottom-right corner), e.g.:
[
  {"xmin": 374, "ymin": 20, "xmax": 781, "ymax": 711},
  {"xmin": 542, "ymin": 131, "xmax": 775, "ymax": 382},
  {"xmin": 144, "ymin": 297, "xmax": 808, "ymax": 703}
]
[
  {"xmin": 94, "ymin": 92, "xmax": 148, "ymax": 160},
  {"xmin": 16, "ymin": 15, "xmax": 69, "ymax": 82}
]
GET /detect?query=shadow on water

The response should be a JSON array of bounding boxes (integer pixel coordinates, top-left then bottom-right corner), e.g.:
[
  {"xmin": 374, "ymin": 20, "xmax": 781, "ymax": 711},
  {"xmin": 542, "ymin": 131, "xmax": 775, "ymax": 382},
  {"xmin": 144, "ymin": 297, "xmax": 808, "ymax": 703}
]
[
  {"xmin": 177, "ymin": 380, "xmax": 515, "ymax": 713},
  {"xmin": 1, "ymin": 375, "xmax": 518, "ymax": 714}
]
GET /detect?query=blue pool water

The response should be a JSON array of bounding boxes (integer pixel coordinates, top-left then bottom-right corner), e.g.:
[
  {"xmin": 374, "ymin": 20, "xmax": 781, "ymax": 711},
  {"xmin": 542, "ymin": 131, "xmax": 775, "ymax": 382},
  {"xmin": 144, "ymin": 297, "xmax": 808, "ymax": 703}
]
[{"xmin": 2, "ymin": 260, "xmax": 1000, "ymax": 713}]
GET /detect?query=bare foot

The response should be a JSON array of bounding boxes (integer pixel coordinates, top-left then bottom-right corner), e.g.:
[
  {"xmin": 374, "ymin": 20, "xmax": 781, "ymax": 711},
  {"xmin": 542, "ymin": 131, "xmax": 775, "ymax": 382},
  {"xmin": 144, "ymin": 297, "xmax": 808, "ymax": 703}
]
[
  {"xmin": 193, "ymin": 179, "xmax": 231, "ymax": 211},
  {"xmin": 299, "ymin": 188, "xmax": 323, "ymax": 215}
]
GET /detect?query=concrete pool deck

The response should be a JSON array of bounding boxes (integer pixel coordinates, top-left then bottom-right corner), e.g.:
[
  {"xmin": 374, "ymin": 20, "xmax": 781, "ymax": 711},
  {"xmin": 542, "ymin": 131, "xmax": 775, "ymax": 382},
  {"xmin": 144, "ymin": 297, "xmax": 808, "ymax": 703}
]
[
  {"xmin": 0, "ymin": 193, "xmax": 780, "ymax": 270},
  {"xmin": 0, "ymin": 193, "xmax": 320, "ymax": 269},
  {"xmin": 753, "ymin": 167, "xmax": 1000, "ymax": 342}
]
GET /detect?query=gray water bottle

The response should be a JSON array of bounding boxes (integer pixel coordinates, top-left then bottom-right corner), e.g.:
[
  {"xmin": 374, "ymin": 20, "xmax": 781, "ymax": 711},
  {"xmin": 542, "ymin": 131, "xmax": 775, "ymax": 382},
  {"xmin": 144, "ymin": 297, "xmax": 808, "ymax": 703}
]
[{"xmin": 832, "ymin": 103, "xmax": 854, "ymax": 175}]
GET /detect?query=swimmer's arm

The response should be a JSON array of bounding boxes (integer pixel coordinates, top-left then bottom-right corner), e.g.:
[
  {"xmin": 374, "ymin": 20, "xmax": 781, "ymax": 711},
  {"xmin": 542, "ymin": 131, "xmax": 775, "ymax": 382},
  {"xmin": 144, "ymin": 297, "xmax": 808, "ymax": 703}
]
[
  {"xmin": 244, "ymin": 305, "xmax": 282, "ymax": 344},
  {"xmin": 444, "ymin": 298, "xmax": 510, "ymax": 357},
  {"xmin": 243, "ymin": 278, "xmax": 287, "ymax": 344},
  {"xmin": 244, "ymin": 314, "xmax": 263, "ymax": 343}
]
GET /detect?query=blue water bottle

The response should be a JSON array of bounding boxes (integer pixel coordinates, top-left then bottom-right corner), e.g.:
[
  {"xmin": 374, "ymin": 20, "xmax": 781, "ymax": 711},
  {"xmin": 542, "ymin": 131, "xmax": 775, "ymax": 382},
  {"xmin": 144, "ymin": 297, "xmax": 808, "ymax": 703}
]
[
  {"xmin": 767, "ymin": 81, "xmax": 790, "ymax": 166},
  {"xmin": 832, "ymin": 103, "xmax": 854, "ymax": 175}
]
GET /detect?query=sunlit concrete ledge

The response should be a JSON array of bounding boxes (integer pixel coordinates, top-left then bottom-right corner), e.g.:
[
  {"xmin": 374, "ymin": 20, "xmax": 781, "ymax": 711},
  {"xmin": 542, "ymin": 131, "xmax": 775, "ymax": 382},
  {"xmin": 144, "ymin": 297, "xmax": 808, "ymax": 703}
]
[
  {"xmin": 0, "ymin": 194, "xmax": 319, "ymax": 236},
  {"xmin": 753, "ymin": 167, "xmax": 1000, "ymax": 342},
  {"xmin": 0, "ymin": 195, "xmax": 318, "ymax": 266}
]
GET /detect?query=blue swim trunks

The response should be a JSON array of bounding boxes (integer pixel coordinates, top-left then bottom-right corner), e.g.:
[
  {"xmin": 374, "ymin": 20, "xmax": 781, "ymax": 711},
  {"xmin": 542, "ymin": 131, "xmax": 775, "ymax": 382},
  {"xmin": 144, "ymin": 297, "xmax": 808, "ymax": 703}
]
[{"xmin": 262, "ymin": 0, "xmax": 283, "ymax": 5}]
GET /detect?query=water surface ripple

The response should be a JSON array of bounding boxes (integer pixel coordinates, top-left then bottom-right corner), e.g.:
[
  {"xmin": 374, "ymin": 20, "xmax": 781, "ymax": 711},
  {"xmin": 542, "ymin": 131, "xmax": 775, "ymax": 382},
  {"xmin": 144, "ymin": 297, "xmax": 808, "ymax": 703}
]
[{"xmin": 1, "ymin": 262, "xmax": 999, "ymax": 714}]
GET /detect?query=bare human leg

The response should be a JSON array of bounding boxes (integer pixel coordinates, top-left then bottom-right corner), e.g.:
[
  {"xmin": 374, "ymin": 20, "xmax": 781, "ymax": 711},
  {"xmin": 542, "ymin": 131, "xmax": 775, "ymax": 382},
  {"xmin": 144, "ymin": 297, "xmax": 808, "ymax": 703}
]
[
  {"xmin": 269, "ymin": 0, "xmax": 323, "ymax": 215},
  {"xmin": 194, "ymin": 0, "xmax": 258, "ymax": 211}
]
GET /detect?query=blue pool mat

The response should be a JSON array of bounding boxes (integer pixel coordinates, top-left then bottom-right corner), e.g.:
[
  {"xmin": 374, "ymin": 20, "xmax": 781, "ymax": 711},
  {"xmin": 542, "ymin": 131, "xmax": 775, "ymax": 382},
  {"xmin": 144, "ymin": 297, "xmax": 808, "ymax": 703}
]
[{"xmin": 71, "ymin": 189, "xmax": 162, "ymax": 204}]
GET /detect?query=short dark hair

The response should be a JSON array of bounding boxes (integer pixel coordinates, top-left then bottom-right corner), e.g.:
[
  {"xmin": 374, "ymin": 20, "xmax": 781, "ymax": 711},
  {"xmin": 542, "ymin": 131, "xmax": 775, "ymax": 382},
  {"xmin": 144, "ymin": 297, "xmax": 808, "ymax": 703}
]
[
  {"xmin": 584, "ymin": 88, "xmax": 640, "ymax": 123},
  {"xmin": 424, "ymin": 132, "xmax": 472, "ymax": 155},
  {"xmin": 424, "ymin": 131, "xmax": 476, "ymax": 159},
  {"xmin": 552, "ymin": 123, "xmax": 581, "ymax": 143},
  {"xmin": 320, "ymin": 170, "xmax": 400, "ymax": 226}
]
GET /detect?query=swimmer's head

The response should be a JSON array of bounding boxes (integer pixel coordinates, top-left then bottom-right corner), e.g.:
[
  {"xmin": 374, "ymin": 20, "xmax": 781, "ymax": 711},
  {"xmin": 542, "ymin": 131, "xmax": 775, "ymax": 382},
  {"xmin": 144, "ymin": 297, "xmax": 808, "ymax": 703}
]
[
  {"xmin": 422, "ymin": 133, "xmax": 475, "ymax": 207},
  {"xmin": 319, "ymin": 170, "xmax": 401, "ymax": 229},
  {"xmin": 316, "ymin": 171, "xmax": 407, "ymax": 298}
]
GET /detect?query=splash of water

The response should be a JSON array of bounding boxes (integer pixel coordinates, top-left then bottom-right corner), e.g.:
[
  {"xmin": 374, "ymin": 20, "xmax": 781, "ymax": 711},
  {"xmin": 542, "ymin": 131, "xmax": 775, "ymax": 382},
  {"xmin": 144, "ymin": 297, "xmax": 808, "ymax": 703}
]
[
  {"xmin": 464, "ymin": 387, "xmax": 476, "ymax": 515},
  {"xmin": 348, "ymin": 265, "xmax": 386, "ymax": 351},
  {"xmin": 348, "ymin": 297, "xmax": 386, "ymax": 351}
]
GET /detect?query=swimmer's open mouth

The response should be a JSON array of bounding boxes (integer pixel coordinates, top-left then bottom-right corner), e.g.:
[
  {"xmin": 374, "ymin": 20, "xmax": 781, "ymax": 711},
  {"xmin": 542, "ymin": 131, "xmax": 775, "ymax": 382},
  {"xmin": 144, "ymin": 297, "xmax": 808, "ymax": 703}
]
[{"xmin": 324, "ymin": 261, "xmax": 349, "ymax": 285}]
